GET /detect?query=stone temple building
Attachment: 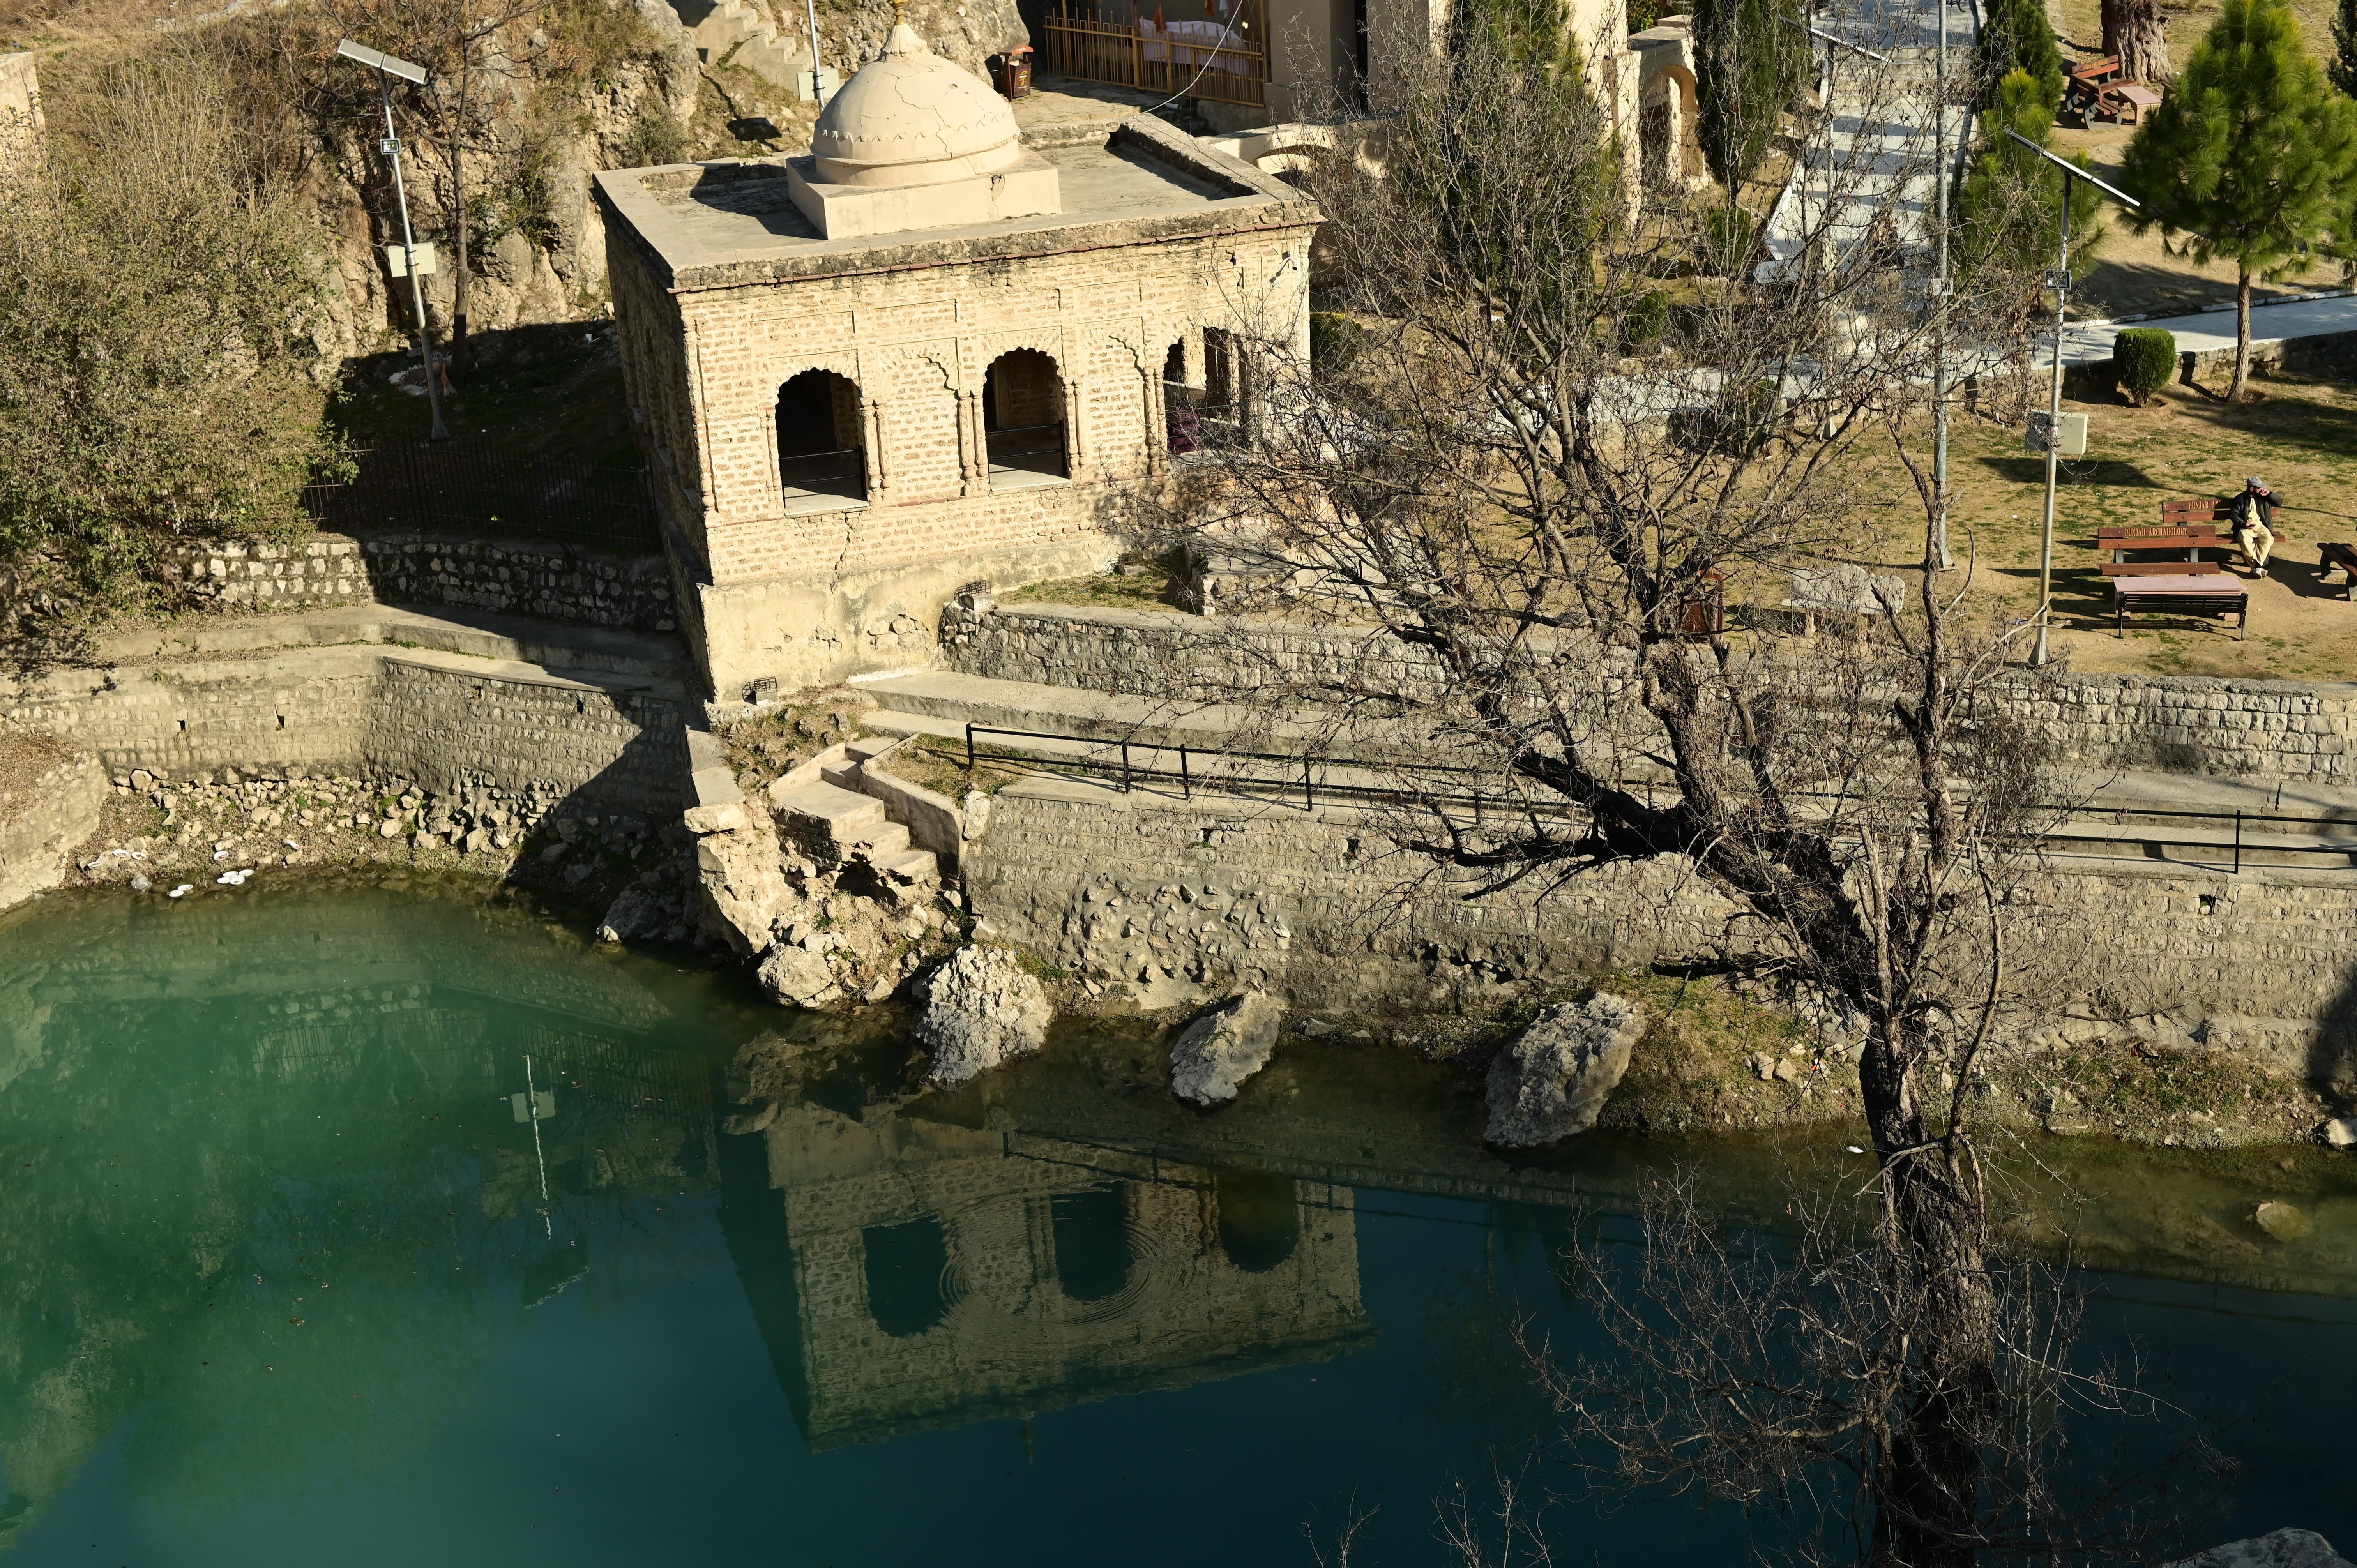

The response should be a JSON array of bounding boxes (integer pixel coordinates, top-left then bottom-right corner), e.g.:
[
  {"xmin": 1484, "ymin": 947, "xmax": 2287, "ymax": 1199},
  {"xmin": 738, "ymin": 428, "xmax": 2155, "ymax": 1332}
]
[{"xmin": 595, "ymin": 23, "xmax": 1319, "ymax": 699}]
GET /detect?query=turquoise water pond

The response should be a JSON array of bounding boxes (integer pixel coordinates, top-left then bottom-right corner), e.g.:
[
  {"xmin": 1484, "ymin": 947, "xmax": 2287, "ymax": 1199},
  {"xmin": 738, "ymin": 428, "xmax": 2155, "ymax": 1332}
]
[{"xmin": 0, "ymin": 876, "xmax": 2351, "ymax": 1565}]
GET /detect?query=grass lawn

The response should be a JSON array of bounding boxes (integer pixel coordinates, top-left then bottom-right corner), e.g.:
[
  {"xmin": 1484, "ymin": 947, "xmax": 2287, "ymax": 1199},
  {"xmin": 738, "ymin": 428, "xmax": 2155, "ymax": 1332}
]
[{"xmin": 1836, "ymin": 371, "xmax": 2357, "ymax": 680}]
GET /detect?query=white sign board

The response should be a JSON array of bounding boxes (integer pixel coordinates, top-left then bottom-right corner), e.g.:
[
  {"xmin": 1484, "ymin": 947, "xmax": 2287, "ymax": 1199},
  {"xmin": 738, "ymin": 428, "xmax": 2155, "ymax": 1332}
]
[{"xmin": 385, "ymin": 242, "xmax": 439, "ymax": 279}]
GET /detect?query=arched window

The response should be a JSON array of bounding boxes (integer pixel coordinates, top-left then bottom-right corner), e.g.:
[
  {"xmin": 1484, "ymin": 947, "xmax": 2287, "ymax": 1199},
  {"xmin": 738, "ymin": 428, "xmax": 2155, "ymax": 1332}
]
[
  {"xmin": 981, "ymin": 348, "xmax": 1067, "ymax": 488},
  {"xmin": 861, "ymin": 1215, "xmax": 950, "ymax": 1338},
  {"xmin": 1050, "ymin": 1182, "xmax": 1133, "ymax": 1303},
  {"xmin": 1163, "ymin": 339, "xmax": 1205, "ymax": 456},
  {"xmin": 776, "ymin": 368, "xmax": 867, "ymax": 513},
  {"xmin": 1201, "ymin": 327, "xmax": 1248, "ymax": 447}
]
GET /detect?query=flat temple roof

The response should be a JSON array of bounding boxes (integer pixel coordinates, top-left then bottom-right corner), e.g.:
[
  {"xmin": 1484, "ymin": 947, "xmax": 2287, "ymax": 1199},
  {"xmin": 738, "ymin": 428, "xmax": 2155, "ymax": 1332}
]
[{"xmin": 594, "ymin": 115, "xmax": 1317, "ymax": 293}]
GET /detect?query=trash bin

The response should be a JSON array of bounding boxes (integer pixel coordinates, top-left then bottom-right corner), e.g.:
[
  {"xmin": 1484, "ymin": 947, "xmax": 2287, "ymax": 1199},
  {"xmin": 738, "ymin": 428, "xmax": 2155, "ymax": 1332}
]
[{"xmin": 992, "ymin": 46, "xmax": 1034, "ymax": 99}]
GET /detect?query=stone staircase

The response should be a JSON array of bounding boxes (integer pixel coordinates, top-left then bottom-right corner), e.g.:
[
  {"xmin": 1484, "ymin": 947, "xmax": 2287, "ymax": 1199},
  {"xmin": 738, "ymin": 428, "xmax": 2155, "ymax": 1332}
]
[
  {"xmin": 675, "ymin": 0, "xmax": 837, "ymax": 99},
  {"xmin": 767, "ymin": 743, "xmax": 941, "ymax": 892}
]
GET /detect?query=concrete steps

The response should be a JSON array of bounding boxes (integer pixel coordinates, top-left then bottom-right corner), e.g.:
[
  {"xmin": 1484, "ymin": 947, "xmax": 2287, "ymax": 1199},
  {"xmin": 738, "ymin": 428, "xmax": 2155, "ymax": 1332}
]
[
  {"xmin": 768, "ymin": 777, "xmax": 937, "ymax": 883},
  {"xmin": 675, "ymin": 0, "xmax": 837, "ymax": 98}
]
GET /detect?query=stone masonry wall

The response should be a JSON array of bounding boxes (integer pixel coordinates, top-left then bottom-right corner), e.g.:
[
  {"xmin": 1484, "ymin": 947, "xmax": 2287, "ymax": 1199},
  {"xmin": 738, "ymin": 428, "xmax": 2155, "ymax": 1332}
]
[
  {"xmin": 964, "ymin": 782, "xmax": 2357, "ymax": 1082},
  {"xmin": 164, "ymin": 533, "xmax": 674, "ymax": 630},
  {"xmin": 0, "ymin": 751, "xmax": 105, "ymax": 909},
  {"xmin": 941, "ymin": 599, "xmax": 1452, "ymax": 701},
  {"xmin": 355, "ymin": 535, "xmax": 675, "ymax": 630},
  {"xmin": 942, "ymin": 602, "xmax": 2357, "ymax": 781},
  {"xmin": 2, "ymin": 648, "xmax": 686, "ymax": 819}
]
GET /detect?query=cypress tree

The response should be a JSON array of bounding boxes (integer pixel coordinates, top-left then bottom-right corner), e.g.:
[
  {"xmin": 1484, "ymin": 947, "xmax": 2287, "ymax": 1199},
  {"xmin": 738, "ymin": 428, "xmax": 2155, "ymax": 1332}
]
[
  {"xmin": 1974, "ymin": 0, "xmax": 2064, "ymax": 111},
  {"xmin": 2332, "ymin": 0, "xmax": 2357, "ymax": 96},
  {"xmin": 2121, "ymin": 0, "xmax": 2357, "ymax": 399},
  {"xmin": 1692, "ymin": 0, "xmax": 1807, "ymax": 191},
  {"xmin": 1956, "ymin": 68, "xmax": 2106, "ymax": 286}
]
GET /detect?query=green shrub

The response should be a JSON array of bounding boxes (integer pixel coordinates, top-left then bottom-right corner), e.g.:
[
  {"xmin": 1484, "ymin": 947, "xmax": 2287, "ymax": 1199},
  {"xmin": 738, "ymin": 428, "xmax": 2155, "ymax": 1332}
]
[
  {"xmin": 618, "ymin": 112, "xmax": 693, "ymax": 169},
  {"xmin": 1621, "ymin": 288, "xmax": 1670, "ymax": 354},
  {"xmin": 1698, "ymin": 204, "xmax": 1758, "ymax": 273},
  {"xmin": 2112, "ymin": 327, "xmax": 2177, "ymax": 404},
  {"xmin": 1310, "ymin": 311, "xmax": 1364, "ymax": 373}
]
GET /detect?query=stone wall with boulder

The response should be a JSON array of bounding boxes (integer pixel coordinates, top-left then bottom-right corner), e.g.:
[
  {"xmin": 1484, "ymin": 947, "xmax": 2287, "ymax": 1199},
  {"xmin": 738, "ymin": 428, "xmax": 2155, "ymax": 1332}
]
[
  {"xmin": 961, "ymin": 778, "xmax": 2357, "ymax": 1095},
  {"xmin": 0, "ymin": 746, "xmax": 106, "ymax": 909}
]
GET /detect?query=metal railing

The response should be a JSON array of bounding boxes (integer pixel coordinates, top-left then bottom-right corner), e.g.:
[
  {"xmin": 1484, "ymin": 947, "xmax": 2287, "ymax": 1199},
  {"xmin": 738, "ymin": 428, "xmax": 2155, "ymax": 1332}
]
[
  {"xmin": 945, "ymin": 722, "xmax": 2357, "ymax": 873},
  {"xmin": 303, "ymin": 441, "xmax": 662, "ymax": 553},
  {"xmin": 1040, "ymin": 0, "xmax": 1268, "ymax": 108}
]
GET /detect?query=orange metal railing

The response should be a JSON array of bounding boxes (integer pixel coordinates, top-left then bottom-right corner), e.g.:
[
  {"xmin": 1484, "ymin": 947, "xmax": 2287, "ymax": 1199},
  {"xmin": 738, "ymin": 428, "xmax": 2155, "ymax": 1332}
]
[{"xmin": 1040, "ymin": 0, "xmax": 1268, "ymax": 109}]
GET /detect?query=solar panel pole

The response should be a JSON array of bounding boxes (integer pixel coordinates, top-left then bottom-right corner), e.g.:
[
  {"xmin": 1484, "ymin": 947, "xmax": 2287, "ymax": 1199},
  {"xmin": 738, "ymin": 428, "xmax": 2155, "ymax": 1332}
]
[
  {"xmin": 2006, "ymin": 132, "xmax": 2138, "ymax": 666},
  {"xmin": 338, "ymin": 40, "xmax": 450, "ymax": 443}
]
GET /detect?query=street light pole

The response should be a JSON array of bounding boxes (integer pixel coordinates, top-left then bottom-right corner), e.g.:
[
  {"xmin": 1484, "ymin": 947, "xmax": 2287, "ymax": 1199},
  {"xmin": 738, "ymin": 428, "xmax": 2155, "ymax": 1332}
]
[
  {"xmin": 337, "ymin": 39, "xmax": 450, "ymax": 443},
  {"xmin": 1931, "ymin": 0, "xmax": 1952, "ymax": 570},
  {"xmin": 2003, "ymin": 130, "xmax": 2137, "ymax": 666}
]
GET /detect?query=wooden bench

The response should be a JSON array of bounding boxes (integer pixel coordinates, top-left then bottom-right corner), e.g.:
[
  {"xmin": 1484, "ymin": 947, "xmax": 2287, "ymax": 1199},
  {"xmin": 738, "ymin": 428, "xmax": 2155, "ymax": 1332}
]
[
  {"xmin": 2101, "ymin": 559, "xmax": 2226, "ymax": 577},
  {"xmin": 2097, "ymin": 523, "xmax": 2214, "ymax": 562},
  {"xmin": 2160, "ymin": 497, "xmax": 2232, "ymax": 529},
  {"xmin": 2320, "ymin": 542, "xmax": 2357, "ymax": 601},
  {"xmin": 2113, "ymin": 576, "xmax": 2248, "ymax": 639}
]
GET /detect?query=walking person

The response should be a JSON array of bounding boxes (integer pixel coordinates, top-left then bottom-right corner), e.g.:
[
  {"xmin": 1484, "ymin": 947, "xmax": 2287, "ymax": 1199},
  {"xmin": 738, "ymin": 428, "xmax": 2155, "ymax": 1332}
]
[{"xmin": 2231, "ymin": 477, "xmax": 2282, "ymax": 578}]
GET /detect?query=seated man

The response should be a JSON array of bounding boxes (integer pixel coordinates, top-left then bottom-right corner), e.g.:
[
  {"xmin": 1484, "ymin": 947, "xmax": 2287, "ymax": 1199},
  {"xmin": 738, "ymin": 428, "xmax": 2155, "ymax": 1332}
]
[{"xmin": 2230, "ymin": 477, "xmax": 2283, "ymax": 578}]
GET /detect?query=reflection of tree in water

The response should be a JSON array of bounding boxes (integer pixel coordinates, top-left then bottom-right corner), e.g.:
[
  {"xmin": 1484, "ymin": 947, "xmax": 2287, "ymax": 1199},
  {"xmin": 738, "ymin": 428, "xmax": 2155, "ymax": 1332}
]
[{"xmin": 0, "ymin": 886, "xmax": 739, "ymax": 1550}]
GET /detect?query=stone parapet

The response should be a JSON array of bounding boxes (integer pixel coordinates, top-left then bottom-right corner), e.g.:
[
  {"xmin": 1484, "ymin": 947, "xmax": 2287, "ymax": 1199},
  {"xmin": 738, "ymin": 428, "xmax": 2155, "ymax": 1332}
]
[
  {"xmin": 940, "ymin": 599, "xmax": 1452, "ymax": 702},
  {"xmin": 941, "ymin": 600, "xmax": 2357, "ymax": 782}
]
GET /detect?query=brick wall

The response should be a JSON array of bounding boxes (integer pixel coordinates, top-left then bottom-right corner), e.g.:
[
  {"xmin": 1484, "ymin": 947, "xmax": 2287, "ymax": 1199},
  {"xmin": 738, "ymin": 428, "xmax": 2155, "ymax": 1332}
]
[{"xmin": 619, "ymin": 212, "xmax": 1313, "ymax": 588}]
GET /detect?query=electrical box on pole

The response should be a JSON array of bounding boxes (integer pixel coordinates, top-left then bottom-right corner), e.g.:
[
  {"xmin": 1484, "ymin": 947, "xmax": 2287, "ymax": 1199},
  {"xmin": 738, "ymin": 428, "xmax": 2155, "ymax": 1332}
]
[{"xmin": 2025, "ymin": 411, "xmax": 2087, "ymax": 456}]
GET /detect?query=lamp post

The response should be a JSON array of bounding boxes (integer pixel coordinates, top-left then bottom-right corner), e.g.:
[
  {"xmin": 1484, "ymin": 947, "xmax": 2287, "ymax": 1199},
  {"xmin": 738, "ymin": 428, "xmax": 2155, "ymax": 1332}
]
[
  {"xmin": 336, "ymin": 39, "xmax": 450, "ymax": 443},
  {"xmin": 2002, "ymin": 129, "xmax": 2137, "ymax": 666},
  {"xmin": 1931, "ymin": 0, "xmax": 1953, "ymax": 570}
]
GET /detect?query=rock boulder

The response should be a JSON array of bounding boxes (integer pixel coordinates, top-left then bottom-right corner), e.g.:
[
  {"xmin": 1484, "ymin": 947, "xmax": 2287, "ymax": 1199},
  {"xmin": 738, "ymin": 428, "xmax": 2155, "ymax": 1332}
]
[
  {"xmin": 914, "ymin": 947, "xmax": 1054, "ymax": 1088},
  {"xmin": 757, "ymin": 943, "xmax": 841, "ymax": 1008},
  {"xmin": 2164, "ymin": 1531, "xmax": 2355, "ymax": 1568},
  {"xmin": 692, "ymin": 816, "xmax": 789, "ymax": 957},
  {"xmin": 1484, "ymin": 994, "xmax": 1645, "ymax": 1149},
  {"xmin": 1170, "ymin": 993, "xmax": 1285, "ymax": 1107}
]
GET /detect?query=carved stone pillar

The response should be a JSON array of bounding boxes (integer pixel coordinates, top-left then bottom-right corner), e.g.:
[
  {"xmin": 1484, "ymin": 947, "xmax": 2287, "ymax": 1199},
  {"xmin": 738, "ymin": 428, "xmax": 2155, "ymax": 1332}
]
[
  {"xmin": 1142, "ymin": 364, "xmax": 1167, "ymax": 477},
  {"xmin": 862, "ymin": 399, "xmax": 888, "ymax": 501},
  {"xmin": 959, "ymin": 388, "xmax": 985, "ymax": 495}
]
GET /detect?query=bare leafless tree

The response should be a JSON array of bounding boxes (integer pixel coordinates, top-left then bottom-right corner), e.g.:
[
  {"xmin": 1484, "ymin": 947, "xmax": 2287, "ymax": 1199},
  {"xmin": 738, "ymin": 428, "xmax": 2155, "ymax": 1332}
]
[{"xmin": 1150, "ymin": 14, "xmax": 2189, "ymax": 1564}]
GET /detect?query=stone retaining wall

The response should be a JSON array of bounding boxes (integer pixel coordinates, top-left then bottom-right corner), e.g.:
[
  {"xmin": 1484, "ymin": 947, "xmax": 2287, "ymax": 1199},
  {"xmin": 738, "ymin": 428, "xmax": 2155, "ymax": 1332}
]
[
  {"xmin": 941, "ymin": 599, "xmax": 1451, "ymax": 701},
  {"xmin": 166, "ymin": 532, "xmax": 674, "ymax": 631},
  {"xmin": 2, "ymin": 648, "xmax": 687, "ymax": 820},
  {"xmin": 0, "ymin": 751, "xmax": 106, "ymax": 908},
  {"xmin": 964, "ymin": 781, "xmax": 2357, "ymax": 1083},
  {"xmin": 943, "ymin": 601, "xmax": 2357, "ymax": 781}
]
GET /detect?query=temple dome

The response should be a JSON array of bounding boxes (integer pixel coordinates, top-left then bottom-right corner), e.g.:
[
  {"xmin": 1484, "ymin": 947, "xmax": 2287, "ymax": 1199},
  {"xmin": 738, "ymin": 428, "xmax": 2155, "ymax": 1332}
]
[{"xmin": 811, "ymin": 24, "xmax": 1025, "ymax": 188}]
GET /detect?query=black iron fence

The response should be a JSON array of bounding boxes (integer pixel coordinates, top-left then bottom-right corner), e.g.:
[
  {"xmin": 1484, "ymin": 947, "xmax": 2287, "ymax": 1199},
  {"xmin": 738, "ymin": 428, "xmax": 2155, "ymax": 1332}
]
[{"xmin": 303, "ymin": 441, "xmax": 662, "ymax": 554}]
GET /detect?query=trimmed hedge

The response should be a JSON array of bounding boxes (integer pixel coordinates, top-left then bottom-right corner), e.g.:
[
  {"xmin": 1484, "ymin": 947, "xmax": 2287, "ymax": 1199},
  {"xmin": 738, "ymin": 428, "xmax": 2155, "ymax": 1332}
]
[{"xmin": 2113, "ymin": 327, "xmax": 2177, "ymax": 404}]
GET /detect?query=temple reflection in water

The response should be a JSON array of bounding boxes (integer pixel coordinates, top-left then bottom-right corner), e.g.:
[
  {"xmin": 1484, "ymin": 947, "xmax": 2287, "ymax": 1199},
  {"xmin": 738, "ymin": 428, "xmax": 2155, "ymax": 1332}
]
[{"xmin": 721, "ymin": 1100, "xmax": 1373, "ymax": 1450}]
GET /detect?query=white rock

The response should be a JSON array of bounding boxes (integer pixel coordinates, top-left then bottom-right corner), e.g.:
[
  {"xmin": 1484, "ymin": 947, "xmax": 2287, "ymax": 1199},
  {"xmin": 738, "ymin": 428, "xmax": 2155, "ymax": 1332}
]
[
  {"xmin": 1170, "ymin": 993, "xmax": 1285, "ymax": 1107},
  {"xmin": 683, "ymin": 800, "xmax": 750, "ymax": 835},
  {"xmin": 2164, "ymin": 1530, "xmax": 2355, "ymax": 1568},
  {"xmin": 2322, "ymin": 1117, "xmax": 2357, "ymax": 1149},
  {"xmin": 693, "ymin": 818, "xmax": 791, "ymax": 958},
  {"xmin": 1484, "ymin": 994, "xmax": 1645, "ymax": 1149},
  {"xmin": 914, "ymin": 947, "xmax": 1053, "ymax": 1088},
  {"xmin": 756, "ymin": 943, "xmax": 839, "ymax": 1007}
]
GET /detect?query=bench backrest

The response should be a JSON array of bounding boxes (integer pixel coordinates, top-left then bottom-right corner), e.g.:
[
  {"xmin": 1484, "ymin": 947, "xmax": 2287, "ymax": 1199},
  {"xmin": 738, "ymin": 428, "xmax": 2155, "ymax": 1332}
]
[
  {"xmin": 2099, "ymin": 523, "xmax": 2211, "ymax": 541},
  {"xmin": 2161, "ymin": 497, "xmax": 2230, "ymax": 527}
]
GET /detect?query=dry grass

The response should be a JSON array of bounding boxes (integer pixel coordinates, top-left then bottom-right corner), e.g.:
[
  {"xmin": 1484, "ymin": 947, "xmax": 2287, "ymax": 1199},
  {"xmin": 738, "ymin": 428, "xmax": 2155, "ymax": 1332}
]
[
  {"xmin": 1809, "ymin": 372, "xmax": 2357, "ymax": 680},
  {"xmin": 2041, "ymin": 0, "xmax": 2353, "ymax": 320}
]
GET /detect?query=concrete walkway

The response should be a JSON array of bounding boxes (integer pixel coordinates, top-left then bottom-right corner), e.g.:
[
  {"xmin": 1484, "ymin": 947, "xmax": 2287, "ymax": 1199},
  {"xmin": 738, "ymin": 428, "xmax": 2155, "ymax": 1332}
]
[
  {"xmin": 2055, "ymin": 293, "xmax": 2357, "ymax": 367},
  {"xmin": 1758, "ymin": 0, "xmax": 1978, "ymax": 278}
]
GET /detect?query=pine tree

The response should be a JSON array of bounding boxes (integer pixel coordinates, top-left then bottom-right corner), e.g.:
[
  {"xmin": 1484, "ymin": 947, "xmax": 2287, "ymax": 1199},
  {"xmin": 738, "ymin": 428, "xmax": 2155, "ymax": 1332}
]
[
  {"xmin": 2332, "ymin": 0, "xmax": 2357, "ymax": 96},
  {"xmin": 1692, "ymin": 0, "xmax": 1807, "ymax": 191},
  {"xmin": 2121, "ymin": 0, "xmax": 2357, "ymax": 399},
  {"xmin": 1975, "ymin": 0, "xmax": 2064, "ymax": 111},
  {"xmin": 1956, "ymin": 69, "xmax": 2106, "ymax": 286}
]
